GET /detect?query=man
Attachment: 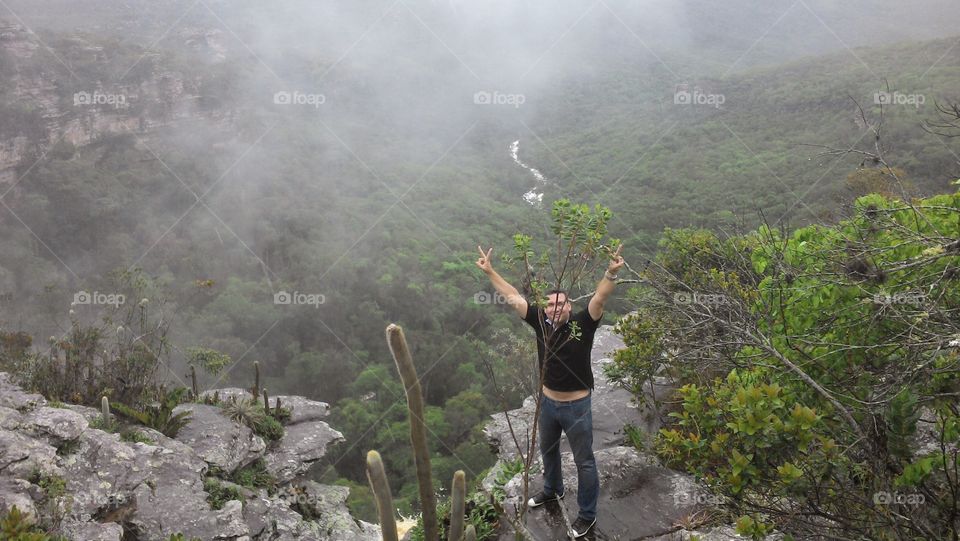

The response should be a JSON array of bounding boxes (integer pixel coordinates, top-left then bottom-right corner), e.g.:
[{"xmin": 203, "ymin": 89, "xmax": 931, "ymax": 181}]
[{"xmin": 476, "ymin": 244, "xmax": 624, "ymax": 538}]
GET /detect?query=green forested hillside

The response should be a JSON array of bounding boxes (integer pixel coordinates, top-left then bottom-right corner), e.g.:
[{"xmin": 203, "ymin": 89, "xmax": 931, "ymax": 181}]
[
  {"xmin": 1, "ymin": 4, "xmax": 959, "ymax": 524},
  {"xmin": 519, "ymin": 35, "xmax": 960, "ymax": 255}
]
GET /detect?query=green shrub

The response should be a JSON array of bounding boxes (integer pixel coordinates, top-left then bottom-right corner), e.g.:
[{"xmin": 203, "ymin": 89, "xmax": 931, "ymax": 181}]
[
  {"xmin": 55, "ymin": 439, "xmax": 80, "ymax": 456},
  {"xmin": 112, "ymin": 387, "xmax": 192, "ymax": 438},
  {"xmin": 203, "ymin": 478, "xmax": 243, "ymax": 510},
  {"xmin": 220, "ymin": 397, "xmax": 284, "ymax": 442},
  {"xmin": 491, "ymin": 458, "xmax": 523, "ymax": 505},
  {"xmin": 3, "ymin": 270, "xmax": 170, "ymax": 409},
  {"xmin": 89, "ymin": 415, "xmax": 120, "ymax": 433},
  {"xmin": 27, "ymin": 470, "xmax": 66, "ymax": 501},
  {"xmin": 408, "ymin": 459, "xmax": 519, "ymax": 541},
  {"xmin": 230, "ymin": 459, "xmax": 276, "ymax": 491},
  {"xmin": 0, "ymin": 506, "xmax": 68, "ymax": 541},
  {"xmin": 23, "ymin": 470, "xmax": 68, "ymax": 533},
  {"xmin": 657, "ymin": 368, "xmax": 828, "ymax": 496},
  {"xmin": 120, "ymin": 429, "xmax": 155, "ymax": 445},
  {"xmin": 634, "ymin": 190, "xmax": 960, "ymax": 539}
]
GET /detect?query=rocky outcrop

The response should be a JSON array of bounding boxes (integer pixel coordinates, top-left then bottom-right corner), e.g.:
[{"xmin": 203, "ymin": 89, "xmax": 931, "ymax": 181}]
[
  {"xmin": 0, "ymin": 372, "xmax": 374, "ymax": 541},
  {"xmin": 264, "ymin": 420, "xmax": 344, "ymax": 484},
  {"xmin": 173, "ymin": 403, "xmax": 267, "ymax": 473},
  {"xmin": 0, "ymin": 21, "xmax": 234, "ymax": 193},
  {"xmin": 199, "ymin": 388, "xmax": 333, "ymax": 424},
  {"xmin": 482, "ymin": 325, "xmax": 776, "ymax": 540},
  {"xmin": 0, "ymin": 372, "xmax": 47, "ymax": 411},
  {"xmin": 198, "ymin": 388, "xmax": 342, "ymax": 483},
  {"xmin": 241, "ymin": 481, "xmax": 380, "ymax": 541}
]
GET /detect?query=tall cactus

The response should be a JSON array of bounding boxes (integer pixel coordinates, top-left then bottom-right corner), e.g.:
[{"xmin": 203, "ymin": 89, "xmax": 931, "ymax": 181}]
[
  {"xmin": 252, "ymin": 361, "xmax": 260, "ymax": 401},
  {"xmin": 386, "ymin": 324, "xmax": 438, "ymax": 541},
  {"xmin": 448, "ymin": 470, "xmax": 466, "ymax": 541},
  {"xmin": 366, "ymin": 450, "xmax": 399, "ymax": 541},
  {"xmin": 101, "ymin": 396, "xmax": 110, "ymax": 422},
  {"xmin": 368, "ymin": 326, "xmax": 473, "ymax": 541},
  {"xmin": 263, "ymin": 388, "xmax": 270, "ymax": 416}
]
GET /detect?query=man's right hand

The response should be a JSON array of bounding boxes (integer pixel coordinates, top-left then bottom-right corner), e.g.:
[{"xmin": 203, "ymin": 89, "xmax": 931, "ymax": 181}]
[
  {"xmin": 476, "ymin": 245, "xmax": 528, "ymax": 318},
  {"xmin": 475, "ymin": 245, "xmax": 494, "ymax": 275}
]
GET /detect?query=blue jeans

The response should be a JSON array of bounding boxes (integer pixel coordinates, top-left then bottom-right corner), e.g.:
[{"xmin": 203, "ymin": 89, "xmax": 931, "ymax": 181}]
[{"xmin": 538, "ymin": 392, "xmax": 599, "ymax": 521}]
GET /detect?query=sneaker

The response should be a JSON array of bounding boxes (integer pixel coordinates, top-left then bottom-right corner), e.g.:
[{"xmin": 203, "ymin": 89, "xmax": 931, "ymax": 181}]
[
  {"xmin": 570, "ymin": 516, "xmax": 596, "ymax": 538},
  {"xmin": 526, "ymin": 489, "xmax": 564, "ymax": 508}
]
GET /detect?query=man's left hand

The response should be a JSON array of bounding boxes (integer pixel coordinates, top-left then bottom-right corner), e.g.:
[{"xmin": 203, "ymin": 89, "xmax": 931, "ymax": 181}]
[{"xmin": 607, "ymin": 244, "xmax": 624, "ymax": 274}]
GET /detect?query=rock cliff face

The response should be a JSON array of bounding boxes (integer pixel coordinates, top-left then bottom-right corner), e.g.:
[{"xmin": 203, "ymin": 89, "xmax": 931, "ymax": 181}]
[
  {"xmin": 482, "ymin": 325, "xmax": 780, "ymax": 540},
  {"xmin": 0, "ymin": 372, "xmax": 379, "ymax": 541},
  {"xmin": 0, "ymin": 21, "xmax": 233, "ymax": 191}
]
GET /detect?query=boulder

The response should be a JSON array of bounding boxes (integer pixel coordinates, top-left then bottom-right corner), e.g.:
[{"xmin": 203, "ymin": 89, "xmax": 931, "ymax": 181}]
[
  {"xmin": 58, "ymin": 519, "xmax": 125, "ymax": 541},
  {"xmin": 199, "ymin": 388, "xmax": 332, "ymax": 424},
  {"xmin": 0, "ymin": 476, "xmax": 38, "ymax": 525},
  {"xmin": 498, "ymin": 445, "xmax": 717, "ymax": 540},
  {"xmin": 0, "ymin": 372, "xmax": 46, "ymax": 411},
  {"xmin": 263, "ymin": 421, "xmax": 344, "ymax": 484},
  {"xmin": 62, "ymin": 403, "xmax": 103, "ymax": 424},
  {"xmin": 59, "ymin": 421, "xmax": 251, "ymax": 540},
  {"xmin": 199, "ymin": 387, "xmax": 250, "ymax": 403},
  {"xmin": 273, "ymin": 395, "xmax": 331, "ymax": 424},
  {"xmin": 22, "ymin": 406, "xmax": 88, "ymax": 445},
  {"xmin": 0, "ymin": 406, "xmax": 21, "ymax": 430},
  {"xmin": 243, "ymin": 490, "xmax": 321, "ymax": 541},
  {"xmin": 239, "ymin": 481, "xmax": 383, "ymax": 541},
  {"xmin": 173, "ymin": 403, "xmax": 266, "ymax": 472},
  {"xmin": 130, "ymin": 487, "xmax": 249, "ymax": 541},
  {"xmin": 0, "ymin": 371, "xmax": 362, "ymax": 540},
  {"xmin": 0, "ymin": 429, "xmax": 61, "ymax": 479},
  {"xmin": 300, "ymin": 481, "xmax": 381, "ymax": 540}
]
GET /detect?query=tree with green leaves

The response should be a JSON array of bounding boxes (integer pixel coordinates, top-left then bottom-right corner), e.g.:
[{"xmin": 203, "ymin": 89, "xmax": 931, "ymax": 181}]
[{"xmin": 612, "ymin": 188, "xmax": 960, "ymax": 539}]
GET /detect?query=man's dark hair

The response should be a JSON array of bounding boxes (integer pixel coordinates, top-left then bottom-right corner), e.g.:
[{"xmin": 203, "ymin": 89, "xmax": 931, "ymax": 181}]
[
  {"xmin": 532, "ymin": 289, "xmax": 569, "ymax": 308},
  {"xmin": 546, "ymin": 289, "xmax": 568, "ymax": 300}
]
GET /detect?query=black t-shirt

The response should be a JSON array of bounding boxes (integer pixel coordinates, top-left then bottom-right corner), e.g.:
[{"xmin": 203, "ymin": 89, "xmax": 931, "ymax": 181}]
[{"xmin": 523, "ymin": 302, "xmax": 602, "ymax": 391}]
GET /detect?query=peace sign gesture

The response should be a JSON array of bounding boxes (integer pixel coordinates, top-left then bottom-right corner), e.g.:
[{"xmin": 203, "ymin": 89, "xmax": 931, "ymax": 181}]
[
  {"xmin": 607, "ymin": 244, "xmax": 625, "ymax": 273},
  {"xmin": 475, "ymin": 245, "xmax": 494, "ymax": 275}
]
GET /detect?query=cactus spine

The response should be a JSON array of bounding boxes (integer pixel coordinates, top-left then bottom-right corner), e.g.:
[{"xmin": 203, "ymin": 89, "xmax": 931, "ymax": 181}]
[
  {"xmin": 386, "ymin": 324, "xmax": 438, "ymax": 541},
  {"xmin": 101, "ymin": 396, "xmax": 110, "ymax": 421},
  {"xmin": 366, "ymin": 450, "xmax": 399, "ymax": 541},
  {"xmin": 448, "ymin": 470, "xmax": 466, "ymax": 541}
]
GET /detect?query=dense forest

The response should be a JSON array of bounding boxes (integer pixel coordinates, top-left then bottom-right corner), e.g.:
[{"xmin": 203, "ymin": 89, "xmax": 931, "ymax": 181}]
[{"xmin": 1, "ymin": 0, "xmax": 959, "ymax": 538}]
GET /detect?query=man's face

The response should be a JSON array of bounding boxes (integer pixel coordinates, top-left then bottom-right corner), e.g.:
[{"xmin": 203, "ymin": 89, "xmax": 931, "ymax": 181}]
[{"xmin": 546, "ymin": 292, "xmax": 571, "ymax": 324}]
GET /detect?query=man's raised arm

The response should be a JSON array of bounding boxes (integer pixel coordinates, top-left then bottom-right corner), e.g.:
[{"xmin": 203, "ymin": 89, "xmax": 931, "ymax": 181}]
[
  {"xmin": 588, "ymin": 244, "xmax": 624, "ymax": 321},
  {"xmin": 476, "ymin": 245, "xmax": 528, "ymax": 318}
]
